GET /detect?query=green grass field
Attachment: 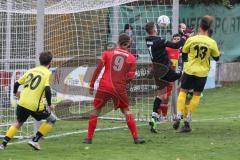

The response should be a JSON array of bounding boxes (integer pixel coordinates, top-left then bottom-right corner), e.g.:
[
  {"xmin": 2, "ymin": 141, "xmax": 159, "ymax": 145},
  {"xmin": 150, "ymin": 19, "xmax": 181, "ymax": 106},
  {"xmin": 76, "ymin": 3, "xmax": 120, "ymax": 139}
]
[{"xmin": 1, "ymin": 84, "xmax": 240, "ymax": 160}]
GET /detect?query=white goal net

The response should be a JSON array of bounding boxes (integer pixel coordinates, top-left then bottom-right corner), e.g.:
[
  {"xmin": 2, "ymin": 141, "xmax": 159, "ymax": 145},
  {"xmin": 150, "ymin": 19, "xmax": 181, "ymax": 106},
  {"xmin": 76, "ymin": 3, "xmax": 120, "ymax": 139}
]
[{"xmin": 0, "ymin": 0, "xmax": 178, "ymax": 138}]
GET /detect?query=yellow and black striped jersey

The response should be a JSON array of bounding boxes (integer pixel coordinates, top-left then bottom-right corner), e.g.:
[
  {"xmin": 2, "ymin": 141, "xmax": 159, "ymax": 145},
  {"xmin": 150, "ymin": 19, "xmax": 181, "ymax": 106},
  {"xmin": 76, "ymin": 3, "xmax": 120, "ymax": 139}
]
[
  {"xmin": 17, "ymin": 66, "xmax": 51, "ymax": 111},
  {"xmin": 182, "ymin": 35, "xmax": 220, "ymax": 77}
]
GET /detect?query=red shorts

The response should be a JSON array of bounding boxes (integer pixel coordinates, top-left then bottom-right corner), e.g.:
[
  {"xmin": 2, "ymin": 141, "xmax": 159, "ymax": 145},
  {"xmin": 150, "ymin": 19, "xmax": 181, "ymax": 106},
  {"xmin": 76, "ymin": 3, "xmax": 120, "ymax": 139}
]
[{"xmin": 93, "ymin": 86, "xmax": 129, "ymax": 109}]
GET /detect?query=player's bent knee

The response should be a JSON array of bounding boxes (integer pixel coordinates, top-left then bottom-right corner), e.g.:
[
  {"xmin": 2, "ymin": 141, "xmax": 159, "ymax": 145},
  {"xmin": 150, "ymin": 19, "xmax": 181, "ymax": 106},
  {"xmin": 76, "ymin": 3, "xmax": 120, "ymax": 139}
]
[
  {"xmin": 120, "ymin": 107, "xmax": 129, "ymax": 114},
  {"xmin": 46, "ymin": 114, "xmax": 57, "ymax": 125}
]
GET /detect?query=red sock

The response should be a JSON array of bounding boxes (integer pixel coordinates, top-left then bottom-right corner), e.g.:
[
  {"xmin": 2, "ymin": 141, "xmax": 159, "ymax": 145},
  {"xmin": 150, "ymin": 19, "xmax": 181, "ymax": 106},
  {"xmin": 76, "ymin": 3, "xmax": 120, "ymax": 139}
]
[
  {"xmin": 161, "ymin": 104, "xmax": 168, "ymax": 117},
  {"xmin": 126, "ymin": 114, "xmax": 138, "ymax": 140},
  {"xmin": 87, "ymin": 115, "xmax": 98, "ymax": 140},
  {"xmin": 157, "ymin": 107, "xmax": 161, "ymax": 115}
]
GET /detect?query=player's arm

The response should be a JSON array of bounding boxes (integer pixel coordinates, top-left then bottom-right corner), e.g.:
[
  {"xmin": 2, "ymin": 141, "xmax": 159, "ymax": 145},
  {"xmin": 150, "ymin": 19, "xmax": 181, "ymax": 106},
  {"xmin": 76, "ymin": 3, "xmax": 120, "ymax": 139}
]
[
  {"xmin": 182, "ymin": 51, "xmax": 188, "ymax": 63},
  {"xmin": 180, "ymin": 37, "xmax": 192, "ymax": 70},
  {"xmin": 181, "ymin": 38, "xmax": 191, "ymax": 63},
  {"xmin": 13, "ymin": 72, "xmax": 28, "ymax": 98},
  {"xmin": 211, "ymin": 41, "xmax": 220, "ymax": 61},
  {"xmin": 165, "ymin": 38, "xmax": 185, "ymax": 49},
  {"xmin": 13, "ymin": 82, "xmax": 21, "ymax": 95},
  {"xmin": 45, "ymin": 74, "xmax": 52, "ymax": 108},
  {"xmin": 89, "ymin": 52, "xmax": 107, "ymax": 89},
  {"xmin": 126, "ymin": 57, "xmax": 137, "ymax": 83}
]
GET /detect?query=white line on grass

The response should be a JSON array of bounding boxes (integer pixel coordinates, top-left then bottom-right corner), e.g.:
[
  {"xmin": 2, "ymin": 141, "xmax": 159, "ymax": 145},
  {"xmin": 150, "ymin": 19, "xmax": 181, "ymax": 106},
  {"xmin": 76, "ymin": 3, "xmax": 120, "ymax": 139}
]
[
  {"xmin": 9, "ymin": 124, "xmax": 147, "ymax": 146},
  {"xmin": 192, "ymin": 115, "xmax": 240, "ymax": 122},
  {"xmin": 8, "ymin": 115, "xmax": 240, "ymax": 146}
]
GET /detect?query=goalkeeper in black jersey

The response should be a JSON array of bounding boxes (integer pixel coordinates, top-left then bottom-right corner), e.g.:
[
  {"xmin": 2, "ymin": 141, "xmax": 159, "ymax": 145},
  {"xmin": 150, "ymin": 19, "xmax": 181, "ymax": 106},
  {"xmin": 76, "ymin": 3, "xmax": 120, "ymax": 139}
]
[{"xmin": 145, "ymin": 22, "xmax": 184, "ymax": 133}]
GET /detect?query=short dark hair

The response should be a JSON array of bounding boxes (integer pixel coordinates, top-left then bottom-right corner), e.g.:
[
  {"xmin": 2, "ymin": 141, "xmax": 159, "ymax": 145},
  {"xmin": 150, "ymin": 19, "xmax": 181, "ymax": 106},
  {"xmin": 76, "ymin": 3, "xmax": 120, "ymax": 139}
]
[
  {"xmin": 118, "ymin": 33, "xmax": 131, "ymax": 48},
  {"xmin": 145, "ymin": 22, "xmax": 155, "ymax": 34},
  {"xmin": 200, "ymin": 15, "xmax": 214, "ymax": 31},
  {"xmin": 172, "ymin": 33, "xmax": 181, "ymax": 38},
  {"xmin": 124, "ymin": 24, "xmax": 133, "ymax": 31},
  {"xmin": 39, "ymin": 51, "xmax": 53, "ymax": 66}
]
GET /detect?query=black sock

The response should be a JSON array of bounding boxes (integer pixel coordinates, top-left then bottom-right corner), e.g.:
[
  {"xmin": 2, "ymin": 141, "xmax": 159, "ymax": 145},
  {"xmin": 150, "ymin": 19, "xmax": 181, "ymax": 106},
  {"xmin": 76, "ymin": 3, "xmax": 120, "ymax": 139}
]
[
  {"xmin": 2, "ymin": 136, "xmax": 11, "ymax": 147},
  {"xmin": 32, "ymin": 132, "xmax": 43, "ymax": 142},
  {"xmin": 153, "ymin": 97, "xmax": 162, "ymax": 113}
]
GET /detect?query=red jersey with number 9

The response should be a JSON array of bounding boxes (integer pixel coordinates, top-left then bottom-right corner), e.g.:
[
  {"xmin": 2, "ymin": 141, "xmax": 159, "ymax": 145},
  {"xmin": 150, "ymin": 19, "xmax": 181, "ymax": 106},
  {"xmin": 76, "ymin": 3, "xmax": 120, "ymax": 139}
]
[
  {"xmin": 90, "ymin": 48, "xmax": 136, "ymax": 91},
  {"xmin": 90, "ymin": 48, "xmax": 136, "ymax": 109},
  {"xmin": 100, "ymin": 48, "xmax": 136, "ymax": 88}
]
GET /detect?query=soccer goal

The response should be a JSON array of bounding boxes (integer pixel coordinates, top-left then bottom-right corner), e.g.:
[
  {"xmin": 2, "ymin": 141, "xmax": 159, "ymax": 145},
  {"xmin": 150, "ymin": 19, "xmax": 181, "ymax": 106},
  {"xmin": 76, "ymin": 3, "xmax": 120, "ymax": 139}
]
[{"xmin": 0, "ymin": 0, "xmax": 179, "ymax": 138}]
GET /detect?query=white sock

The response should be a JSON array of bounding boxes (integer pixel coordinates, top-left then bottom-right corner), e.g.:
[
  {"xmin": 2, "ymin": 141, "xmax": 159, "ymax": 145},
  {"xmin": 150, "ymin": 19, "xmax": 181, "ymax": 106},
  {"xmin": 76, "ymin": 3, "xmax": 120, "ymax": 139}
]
[
  {"xmin": 176, "ymin": 112, "xmax": 182, "ymax": 120},
  {"xmin": 151, "ymin": 112, "xmax": 160, "ymax": 119},
  {"xmin": 185, "ymin": 113, "xmax": 192, "ymax": 122}
]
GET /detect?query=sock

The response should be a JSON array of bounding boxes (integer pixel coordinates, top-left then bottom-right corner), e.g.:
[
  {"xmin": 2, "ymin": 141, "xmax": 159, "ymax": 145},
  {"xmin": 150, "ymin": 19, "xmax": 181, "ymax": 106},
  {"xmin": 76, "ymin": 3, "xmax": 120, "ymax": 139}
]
[
  {"xmin": 6, "ymin": 125, "xmax": 18, "ymax": 139},
  {"xmin": 183, "ymin": 105, "xmax": 188, "ymax": 118},
  {"xmin": 177, "ymin": 91, "xmax": 187, "ymax": 114},
  {"xmin": 157, "ymin": 107, "xmax": 161, "ymax": 115},
  {"xmin": 2, "ymin": 136, "xmax": 11, "ymax": 147},
  {"xmin": 188, "ymin": 95, "xmax": 201, "ymax": 113},
  {"xmin": 176, "ymin": 112, "xmax": 182, "ymax": 120},
  {"xmin": 87, "ymin": 115, "xmax": 98, "ymax": 140},
  {"xmin": 151, "ymin": 112, "xmax": 160, "ymax": 119},
  {"xmin": 160, "ymin": 104, "xmax": 168, "ymax": 117},
  {"xmin": 185, "ymin": 113, "xmax": 192, "ymax": 122},
  {"xmin": 32, "ymin": 131, "xmax": 43, "ymax": 142},
  {"xmin": 125, "ymin": 113, "xmax": 138, "ymax": 140},
  {"xmin": 38, "ymin": 122, "xmax": 53, "ymax": 136},
  {"xmin": 3, "ymin": 125, "xmax": 18, "ymax": 146},
  {"xmin": 153, "ymin": 97, "xmax": 162, "ymax": 113}
]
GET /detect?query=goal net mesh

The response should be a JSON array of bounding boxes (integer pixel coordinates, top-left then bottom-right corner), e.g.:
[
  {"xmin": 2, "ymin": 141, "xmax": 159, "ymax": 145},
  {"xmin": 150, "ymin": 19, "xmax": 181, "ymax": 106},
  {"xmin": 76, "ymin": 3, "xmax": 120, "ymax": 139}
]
[{"xmin": 0, "ymin": 0, "xmax": 176, "ymax": 138}]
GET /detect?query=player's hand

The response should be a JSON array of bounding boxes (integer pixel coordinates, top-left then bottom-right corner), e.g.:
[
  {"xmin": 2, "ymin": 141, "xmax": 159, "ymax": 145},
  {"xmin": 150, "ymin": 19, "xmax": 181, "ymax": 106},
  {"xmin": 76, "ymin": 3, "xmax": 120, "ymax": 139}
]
[
  {"xmin": 15, "ymin": 91, "xmax": 21, "ymax": 99},
  {"xmin": 48, "ymin": 105, "xmax": 55, "ymax": 111}
]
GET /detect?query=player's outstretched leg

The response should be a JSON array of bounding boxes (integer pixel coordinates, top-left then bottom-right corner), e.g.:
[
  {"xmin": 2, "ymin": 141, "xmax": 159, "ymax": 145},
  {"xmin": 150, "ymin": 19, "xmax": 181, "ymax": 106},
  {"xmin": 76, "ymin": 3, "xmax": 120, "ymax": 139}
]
[
  {"xmin": 121, "ymin": 108, "xmax": 145, "ymax": 144},
  {"xmin": 84, "ymin": 109, "xmax": 101, "ymax": 144},
  {"xmin": 160, "ymin": 103, "xmax": 168, "ymax": 121},
  {"xmin": 0, "ymin": 122, "xmax": 22, "ymax": 150},
  {"xmin": 178, "ymin": 94, "xmax": 201, "ymax": 133},
  {"xmin": 149, "ymin": 97, "xmax": 161, "ymax": 133},
  {"xmin": 83, "ymin": 114, "xmax": 98, "ymax": 144},
  {"xmin": 28, "ymin": 113, "xmax": 56, "ymax": 150},
  {"xmin": 174, "ymin": 90, "xmax": 187, "ymax": 130},
  {"xmin": 84, "ymin": 114, "xmax": 98, "ymax": 144}
]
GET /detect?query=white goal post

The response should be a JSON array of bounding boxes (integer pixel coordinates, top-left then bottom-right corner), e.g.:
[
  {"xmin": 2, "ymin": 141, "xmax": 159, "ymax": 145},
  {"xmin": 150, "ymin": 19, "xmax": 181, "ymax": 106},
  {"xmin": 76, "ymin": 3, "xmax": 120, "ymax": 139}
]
[{"xmin": 0, "ymin": 0, "xmax": 179, "ymax": 138}]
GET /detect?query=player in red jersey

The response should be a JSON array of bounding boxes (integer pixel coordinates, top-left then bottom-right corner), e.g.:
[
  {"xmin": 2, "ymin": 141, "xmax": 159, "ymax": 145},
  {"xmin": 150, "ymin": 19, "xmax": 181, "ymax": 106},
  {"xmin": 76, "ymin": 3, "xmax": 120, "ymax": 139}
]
[
  {"xmin": 159, "ymin": 34, "xmax": 181, "ymax": 119},
  {"xmin": 83, "ymin": 33, "xmax": 145, "ymax": 144}
]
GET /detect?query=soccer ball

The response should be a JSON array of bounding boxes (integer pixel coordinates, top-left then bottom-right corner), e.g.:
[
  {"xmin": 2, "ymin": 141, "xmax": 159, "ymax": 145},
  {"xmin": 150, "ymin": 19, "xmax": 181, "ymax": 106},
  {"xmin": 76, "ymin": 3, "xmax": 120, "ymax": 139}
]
[{"xmin": 157, "ymin": 15, "xmax": 170, "ymax": 27}]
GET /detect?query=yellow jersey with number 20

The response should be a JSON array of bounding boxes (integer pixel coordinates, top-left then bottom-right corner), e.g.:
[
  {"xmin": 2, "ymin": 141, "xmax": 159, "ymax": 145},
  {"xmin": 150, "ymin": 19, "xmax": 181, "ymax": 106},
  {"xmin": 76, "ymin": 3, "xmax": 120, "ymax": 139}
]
[
  {"xmin": 17, "ymin": 66, "xmax": 51, "ymax": 112},
  {"xmin": 182, "ymin": 35, "xmax": 220, "ymax": 77}
]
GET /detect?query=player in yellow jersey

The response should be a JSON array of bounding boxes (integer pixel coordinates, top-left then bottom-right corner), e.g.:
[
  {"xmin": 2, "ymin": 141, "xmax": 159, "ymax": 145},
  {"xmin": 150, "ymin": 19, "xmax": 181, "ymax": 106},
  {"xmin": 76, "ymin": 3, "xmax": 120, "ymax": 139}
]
[
  {"xmin": 173, "ymin": 16, "xmax": 220, "ymax": 132},
  {"xmin": 0, "ymin": 51, "xmax": 56, "ymax": 150}
]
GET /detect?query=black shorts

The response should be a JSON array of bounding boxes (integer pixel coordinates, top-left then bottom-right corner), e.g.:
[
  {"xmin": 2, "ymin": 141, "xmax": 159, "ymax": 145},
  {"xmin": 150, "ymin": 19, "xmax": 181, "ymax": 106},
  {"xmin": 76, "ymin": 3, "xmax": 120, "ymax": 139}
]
[
  {"xmin": 162, "ymin": 69, "xmax": 181, "ymax": 82},
  {"xmin": 180, "ymin": 73, "xmax": 207, "ymax": 92},
  {"xmin": 152, "ymin": 62, "xmax": 181, "ymax": 82},
  {"xmin": 16, "ymin": 105, "xmax": 51, "ymax": 123}
]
